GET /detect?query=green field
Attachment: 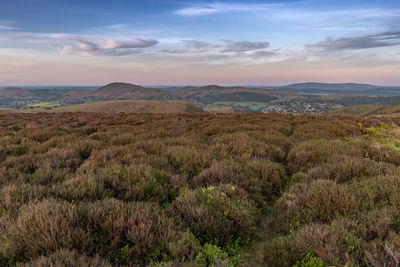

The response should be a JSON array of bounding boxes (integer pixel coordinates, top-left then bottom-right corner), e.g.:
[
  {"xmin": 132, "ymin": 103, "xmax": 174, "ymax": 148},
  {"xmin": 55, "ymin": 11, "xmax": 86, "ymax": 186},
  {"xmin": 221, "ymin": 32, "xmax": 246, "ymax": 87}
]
[{"xmin": 210, "ymin": 101, "xmax": 268, "ymax": 111}]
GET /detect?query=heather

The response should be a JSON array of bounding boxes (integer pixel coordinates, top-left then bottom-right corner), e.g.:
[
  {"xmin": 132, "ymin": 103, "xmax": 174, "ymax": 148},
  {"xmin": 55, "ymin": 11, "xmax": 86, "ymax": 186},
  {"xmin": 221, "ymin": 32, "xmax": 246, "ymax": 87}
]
[{"xmin": 0, "ymin": 112, "xmax": 400, "ymax": 266}]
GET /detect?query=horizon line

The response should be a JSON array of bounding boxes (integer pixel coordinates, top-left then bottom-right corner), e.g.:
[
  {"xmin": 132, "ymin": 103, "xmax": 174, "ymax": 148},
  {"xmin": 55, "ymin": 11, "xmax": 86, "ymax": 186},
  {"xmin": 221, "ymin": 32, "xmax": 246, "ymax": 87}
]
[{"xmin": 2, "ymin": 81, "xmax": 400, "ymax": 88}]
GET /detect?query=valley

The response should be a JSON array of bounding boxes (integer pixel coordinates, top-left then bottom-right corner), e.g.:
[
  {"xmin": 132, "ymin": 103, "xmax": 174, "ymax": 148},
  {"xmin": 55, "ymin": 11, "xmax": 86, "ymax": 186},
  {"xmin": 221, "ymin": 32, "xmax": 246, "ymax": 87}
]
[{"xmin": 2, "ymin": 82, "xmax": 400, "ymax": 114}]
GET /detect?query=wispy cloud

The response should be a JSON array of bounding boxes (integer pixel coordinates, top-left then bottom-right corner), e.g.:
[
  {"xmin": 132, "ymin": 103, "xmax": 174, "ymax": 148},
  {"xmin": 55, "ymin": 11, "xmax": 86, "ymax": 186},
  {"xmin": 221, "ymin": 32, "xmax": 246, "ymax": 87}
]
[
  {"xmin": 162, "ymin": 39, "xmax": 270, "ymax": 55},
  {"xmin": 0, "ymin": 25, "xmax": 19, "ymax": 31},
  {"xmin": 174, "ymin": 2, "xmax": 274, "ymax": 16},
  {"xmin": 0, "ymin": 20, "xmax": 20, "ymax": 31},
  {"xmin": 51, "ymin": 34, "xmax": 158, "ymax": 56},
  {"xmin": 161, "ymin": 40, "xmax": 212, "ymax": 53},
  {"xmin": 217, "ymin": 40, "xmax": 270, "ymax": 53},
  {"xmin": 0, "ymin": 24, "xmax": 159, "ymax": 57},
  {"xmin": 308, "ymin": 30, "xmax": 400, "ymax": 51}
]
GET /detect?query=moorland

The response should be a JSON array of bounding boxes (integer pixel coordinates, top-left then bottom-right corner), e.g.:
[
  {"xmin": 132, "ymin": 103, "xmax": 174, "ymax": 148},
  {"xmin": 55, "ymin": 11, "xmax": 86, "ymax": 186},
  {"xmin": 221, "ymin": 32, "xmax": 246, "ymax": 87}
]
[{"xmin": 1, "ymin": 112, "xmax": 400, "ymax": 266}]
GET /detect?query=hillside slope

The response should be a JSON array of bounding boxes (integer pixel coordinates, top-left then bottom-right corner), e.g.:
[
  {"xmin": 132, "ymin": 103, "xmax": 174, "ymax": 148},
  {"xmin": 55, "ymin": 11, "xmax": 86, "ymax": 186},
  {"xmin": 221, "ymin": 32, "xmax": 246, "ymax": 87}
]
[
  {"xmin": 328, "ymin": 103, "xmax": 400, "ymax": 116},
  {"xmin": 327, "ymin": 105, "xmax": 383, "ymax": 115},
  {"xmin": 0, "ymin": 87, "xmax": 33, "ymax": 99},
  {"xmin": 3, "ymin": 100, "xmax": 204, "ymax": 114}
]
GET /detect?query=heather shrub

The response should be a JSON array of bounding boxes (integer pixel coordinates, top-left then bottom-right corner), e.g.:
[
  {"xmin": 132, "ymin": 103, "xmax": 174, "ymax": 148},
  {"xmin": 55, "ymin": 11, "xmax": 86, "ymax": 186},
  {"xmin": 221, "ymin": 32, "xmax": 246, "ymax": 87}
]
[
  {"xmin": 109, "ymin": 133, "xmax": 136, "ymax": 146},
  {"xmin": 88, "ymin": 131, "xmax": 113, "ymax": 142},
  {"xmin": 359, "ymin": 140, "xmax": 400, "ymax": 166},
  {"xmin": 247, "ymin": 159, "xmax": 288, "ymax": 199},
  {"xmin": 56, "ymin": 174, "xmax": 114, "ymax": 201},
  {"xmin": 190, "ymin": 160, "xmax": 282, "ymax": 208},
  {"xmin": 261, "ymin": 133, "xmax": 292, "ymax": 152},
  {"xmin": 25, "ymin": 250, "xmax": 112, "ymax": 267},
  {"xmin": 32, "ymin": 133, "xmax": 84, "ymax": 153},
  {"xmin": 350, "ymin": 175, "xmax": 400, "ymax": 211},
  {"xmin": 1, "ymin": 112, "xmax": 400, "ymax": 265},
  {"xmin": 211, "ymin": 132, "xmax": 285, "ymax": 162},
  {"xmin": 290, "ymin": 119, "xmax": 361, "ymax": 141},
  {"xmin": 89, "ymin": 164, "xmax": 170, "ymax": 203},
  {"xmin": 29, "ymin": 148, "xmax": 82, "ymax": 184},
  {"xmin": 77, "ymin": 198, "xmax": 200, "ymax": 264},
  {"xmin": 0, "ymin": 183, "xmax": 46, "ymax": 213},
  {"xmin": 307, "ymin": 156, "xmax": 398, "ymax": 183},
  {"xmin": 1, "ymin": 199, "xmax": 88, "ymax": 262},
  {"xmin": 0, "ymin": 154, "xmax": 38, "ymax": 182},
  {"xmin": 21, "ymin": 127, "xmax": 66, "ymax": 143},
  {"xmin": 274, "ymin": 180, "xmax": 356, "ymax": 231},
  {"xmin": 191, "ymin": 161, "xmax": 245, "ymax": 188},
  {"xmin": 0, "ymin": 143, "xmax": 29, "ymax": 162},
  {"xmin": 0, "ymin": 148, "xmax": 81, "ymax": 185},
  {"xmin": 291, "ymin": 206, "xmax": 400, "ymax": 266},
  {"xmin": 286, "ymin": 140, "xmax": 362, "ymax": 173},
  {"xmin": 166, "ymin": 146, "xmax": 213, "ymax": 178},
  {"xmin": 79, "ymin": 146, "xmax": 133, "ymax": 169},
  {"xmin": 71, "ymin": 139, "xmax": 103, "ymax": 160},
  {"xmin": 171, "ymin": 185, "xmax": 259, "ymax": 244},
  {"xmin": 263, "ymin": 236, "xmax": 298, "ymax": 267}
]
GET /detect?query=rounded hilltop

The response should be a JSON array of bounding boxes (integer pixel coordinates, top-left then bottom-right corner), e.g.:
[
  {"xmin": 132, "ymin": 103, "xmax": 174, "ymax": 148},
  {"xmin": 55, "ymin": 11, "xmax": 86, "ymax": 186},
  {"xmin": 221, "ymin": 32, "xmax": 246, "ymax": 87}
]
[{"xmin": 0, "ymin": 87, "xmax": 33, "ymax": 98}]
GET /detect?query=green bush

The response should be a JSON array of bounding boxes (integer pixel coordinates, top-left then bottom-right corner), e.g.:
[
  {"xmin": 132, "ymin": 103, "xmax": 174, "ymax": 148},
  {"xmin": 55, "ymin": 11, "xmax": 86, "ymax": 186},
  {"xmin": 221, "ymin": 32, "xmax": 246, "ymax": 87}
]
[{"xmin": 195, "ymin": 243, "xmax": 228, "ymax": 266}]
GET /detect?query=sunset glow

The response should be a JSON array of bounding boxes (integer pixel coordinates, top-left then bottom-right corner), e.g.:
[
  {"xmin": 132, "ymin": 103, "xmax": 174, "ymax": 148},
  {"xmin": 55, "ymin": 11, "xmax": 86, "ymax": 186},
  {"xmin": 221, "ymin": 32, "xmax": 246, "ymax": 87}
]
[{"xmin": 1, "ymin": 0, "xmax": 399, "ymax": 86}]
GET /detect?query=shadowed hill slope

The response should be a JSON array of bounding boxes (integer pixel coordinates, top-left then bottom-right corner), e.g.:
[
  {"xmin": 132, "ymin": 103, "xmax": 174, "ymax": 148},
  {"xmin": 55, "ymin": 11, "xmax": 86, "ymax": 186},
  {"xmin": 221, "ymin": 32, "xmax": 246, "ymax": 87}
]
[{"xmin": 0, "ymin": 87, "xmax": 33, "ymax": 99}]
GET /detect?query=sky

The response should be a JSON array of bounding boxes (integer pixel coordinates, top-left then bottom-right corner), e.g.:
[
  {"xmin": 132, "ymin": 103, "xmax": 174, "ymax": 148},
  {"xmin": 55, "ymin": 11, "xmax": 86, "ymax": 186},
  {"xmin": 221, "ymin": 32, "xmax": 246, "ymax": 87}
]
[{"xmin": 0, "ymin": 0, "xmax": 399, "ymax": 86}]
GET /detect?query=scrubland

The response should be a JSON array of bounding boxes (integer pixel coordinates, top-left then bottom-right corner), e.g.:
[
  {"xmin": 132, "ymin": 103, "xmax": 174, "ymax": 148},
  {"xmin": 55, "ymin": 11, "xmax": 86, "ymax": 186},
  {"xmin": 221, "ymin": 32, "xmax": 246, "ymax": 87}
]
[{"xmin": 0, "ymin": 112, "xmax": 400, "ymax": 266}]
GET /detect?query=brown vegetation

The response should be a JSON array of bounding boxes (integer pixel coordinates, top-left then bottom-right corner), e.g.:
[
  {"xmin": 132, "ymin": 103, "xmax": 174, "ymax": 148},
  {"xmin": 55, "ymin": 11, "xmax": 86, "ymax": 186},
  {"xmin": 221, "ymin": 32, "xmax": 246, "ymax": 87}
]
[{"xmin": 0, "ymin": 112, "xmax": 399, "ymax": 266}]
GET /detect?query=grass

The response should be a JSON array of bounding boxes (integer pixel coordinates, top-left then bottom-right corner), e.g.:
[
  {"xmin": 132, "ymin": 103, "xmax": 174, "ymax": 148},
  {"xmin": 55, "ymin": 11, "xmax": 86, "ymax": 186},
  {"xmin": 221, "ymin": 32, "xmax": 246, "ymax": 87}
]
[
  {"xmin": 327, "ymin": 105, "xmax": 383, "ymax": 115},
  {"xmin": 329, "ymin": 103, "xmax": 400, "ymax": 116},
  {"xmin": 28, "ymin": 102, "xmax": 59, "ymax": 108},
  {"xmin": 0, "ymin": 112, "xmax": 399, "ymax": 266},
  {"xmin": 212, "ymin": 101, "xmax": 268, "ymax": 111}
]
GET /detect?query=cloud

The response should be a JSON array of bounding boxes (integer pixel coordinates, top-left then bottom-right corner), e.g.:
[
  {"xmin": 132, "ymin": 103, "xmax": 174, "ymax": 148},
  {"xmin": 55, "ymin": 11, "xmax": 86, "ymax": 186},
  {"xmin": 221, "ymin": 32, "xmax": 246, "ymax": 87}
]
[
  {"xmin": 162, "ymin": 40, "xmax": 212, "ymax": 53},
  {"xmin": 174, "ymin": 2, "xmax": 273, "ymax": 16},
  {"xmin": 0, "ymin": 20, "xmax": 20, "ymax": 31},
  {"xmin": 162, "ymin": 39, "xmax": 270, "ymax": 55},
  {"xmin": 175, "ymin": 7, "xmax": 220, "ymax": 16},
  {"xmin": 248, "ymin": 50, "xmax": 278, "ymax": 58},
  {"xmin": 51, "ymin": 35, "xmax": 158, "ymax": 56},
  {"xmin": 0, "ymin": 25, "xmax": 19, "ymax": 31},
  {"xmin": 309, "ymin": 30, "xmax": 400, "ymax": 51},
  {"xmin": 218, "ymin": 40, "xmax": 270, "ymax": 53}
]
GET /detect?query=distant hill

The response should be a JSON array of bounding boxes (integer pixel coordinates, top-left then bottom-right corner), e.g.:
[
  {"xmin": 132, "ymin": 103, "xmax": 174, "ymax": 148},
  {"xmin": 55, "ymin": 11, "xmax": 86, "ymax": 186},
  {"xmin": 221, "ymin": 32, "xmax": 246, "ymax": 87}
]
[
  {"xmin": 0, "ymin": 100, "xmax": 204, "ymax": 114},
  {"xmin": 272, "ymin": 82, "xmax": 400, "ymax": 97},
  {"xmin": 284, "ymin": 82, "xmax": 381, "ymax": 91},
  {"xmin": 59, "ymin": 83, "xmax": 298, "ymax": 112},
  {"xmin": 88, "ymin": 82, "xmax": 168, "ymax": 99},
  {"xmin": 173, "ymin": 85, "xmax": 298, "ymax": 106},
  {"xmin": 2, "ymin": 82, "xmax": 400, "ymax": 114},
  {"xmin": 64, "ymin": 82, "xmax": 171, "ymax": 100},
  {"xmin": 0, "ymin": 87, "xmax": 33, "ymax": 99}
]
